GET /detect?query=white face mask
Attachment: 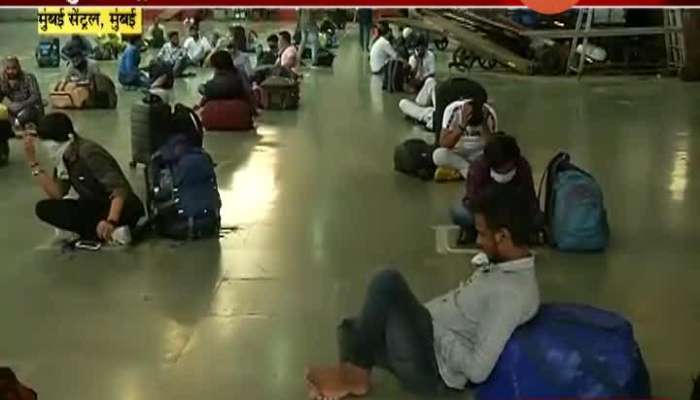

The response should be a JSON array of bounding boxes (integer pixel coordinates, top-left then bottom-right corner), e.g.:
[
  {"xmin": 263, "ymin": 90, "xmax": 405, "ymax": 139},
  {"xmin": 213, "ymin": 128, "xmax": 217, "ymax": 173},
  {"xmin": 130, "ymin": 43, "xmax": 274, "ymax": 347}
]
[
  {"xmin": 42, "ymin": 139, "xmax": 72, "ymax": 179},
  {"xmin": 490, "ymin": 168, "xmax": 517, "ymax": 184}
]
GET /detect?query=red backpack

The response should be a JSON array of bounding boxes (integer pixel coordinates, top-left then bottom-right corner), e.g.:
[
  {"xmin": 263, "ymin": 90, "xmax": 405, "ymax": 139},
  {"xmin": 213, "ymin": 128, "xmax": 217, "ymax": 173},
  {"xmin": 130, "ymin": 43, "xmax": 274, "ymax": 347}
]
[{"xmin": 0, "ymin": 368, "xmax": 37, "ymax": 400}]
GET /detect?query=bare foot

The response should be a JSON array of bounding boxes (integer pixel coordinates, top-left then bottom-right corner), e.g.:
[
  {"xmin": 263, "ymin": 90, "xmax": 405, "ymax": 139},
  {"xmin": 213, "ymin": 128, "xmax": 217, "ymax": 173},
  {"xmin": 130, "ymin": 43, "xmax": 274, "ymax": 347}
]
[{"xmin": 305, "ymin": 363, "xmax": 371, "ymax": 400}]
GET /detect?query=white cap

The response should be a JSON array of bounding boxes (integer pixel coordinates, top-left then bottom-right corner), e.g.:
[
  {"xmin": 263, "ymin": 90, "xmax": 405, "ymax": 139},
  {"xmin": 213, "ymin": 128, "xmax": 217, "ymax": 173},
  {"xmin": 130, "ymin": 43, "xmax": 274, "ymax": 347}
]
[{"xmin": 402, "ymin": 27, "xmax": 413, "ymax": 39}]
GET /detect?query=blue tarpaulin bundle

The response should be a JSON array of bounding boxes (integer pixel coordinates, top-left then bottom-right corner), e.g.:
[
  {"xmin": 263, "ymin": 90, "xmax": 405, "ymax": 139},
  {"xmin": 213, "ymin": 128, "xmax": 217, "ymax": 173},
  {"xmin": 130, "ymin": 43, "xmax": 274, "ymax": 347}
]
[{"xmin": 476, "ymin": 303, "xmax": 651, "ymax": 400}]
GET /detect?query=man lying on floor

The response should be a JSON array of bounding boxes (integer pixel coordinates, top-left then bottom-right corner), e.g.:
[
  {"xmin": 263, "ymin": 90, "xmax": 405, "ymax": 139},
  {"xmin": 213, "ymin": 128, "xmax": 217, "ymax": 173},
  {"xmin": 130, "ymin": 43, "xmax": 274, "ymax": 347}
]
[
  {"xmin": 305, "ymin": 184, "xmax": 540, "ymax": 399},
  {"xmin": 22, "ymin": 113, "xmax": 144, "ymax": 246}
]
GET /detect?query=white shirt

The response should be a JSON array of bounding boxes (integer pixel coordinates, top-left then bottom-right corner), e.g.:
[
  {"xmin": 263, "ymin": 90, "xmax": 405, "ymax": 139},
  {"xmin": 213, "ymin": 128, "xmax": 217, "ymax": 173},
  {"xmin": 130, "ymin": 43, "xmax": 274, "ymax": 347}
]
[
  {"xmin": 441, "ymin": 99, "xmax": 498, "ymax": 155},
  {"xmin": 182, "ymin": 36, "xmax": 212, "ymax": 62},
  {"xmin": 408, "ymin": 50, "xmax": 436, "ymax": 81},
  {"xmin": 157, "ymin": 43, "xmax": 185, "ymax": 65},
  {"xmin": 369, "ymin": 36, "xmax": 398, "ymax": 74},
  {"xmin": 425, "ymin": 254, "xmax": 540, "ymax": 388}
]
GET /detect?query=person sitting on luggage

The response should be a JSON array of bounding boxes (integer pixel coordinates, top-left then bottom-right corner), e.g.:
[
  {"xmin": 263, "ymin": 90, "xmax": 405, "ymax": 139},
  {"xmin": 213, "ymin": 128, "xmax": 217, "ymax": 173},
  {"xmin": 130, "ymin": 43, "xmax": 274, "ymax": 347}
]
[
  {"xmin": 183, "ymin": 25, "xmax": 213, "ymax": 67},
  {"xmin": 61, "ymin": 34, "xmax": 93, "ymax": 62},
  {"xmin": 157, "ymin": 31, "xmax": 189, "ymax": 77},
  {"xmin": 406, "ymin": 36, "xmax": 436, "ymax": 93},
  {"xmin": 197, "ymin": 50, "xmax": 255, "ymax": 111},
  {"xmin": 146, "ymin": 16, "xmax": 166, "ymax": 49},
  {"xmin": 0, "ymin": 56, "xmax": 44, "ymax": 129},
  {"xmin": 277, "ymin": 31, "xmax": 300, "ymax": 76},
  {"xmin": 118, "ymin": 35, "xmax": 149, "ymax": 88},
  {"xmin": 304, "ymin": 184, "xmax": 540, "ymax": 400},
  {"xmin": 369, "ymin": 23, "xmax": 399, "ymax": 75},
  {"xmin": 258, "ymin": 34, "xmax": 279, "ymax": 66},
  {"xmin": 452, "ymin": 134, "xmax": 542, "ymax": 244},
  {"xmin": 394, "ymin": 27, "xmax": 416, "ymax": 60},
  {"xmin": 22, "ymin": 113, "xmax": 145, "ymax": 245},
  {"xmin": 65, "ymin": 48, "xmax": 100, "ymax": 84},
  {"xmin": 433, "ymin": 98, "xmax": 497, "ymax": 181}
]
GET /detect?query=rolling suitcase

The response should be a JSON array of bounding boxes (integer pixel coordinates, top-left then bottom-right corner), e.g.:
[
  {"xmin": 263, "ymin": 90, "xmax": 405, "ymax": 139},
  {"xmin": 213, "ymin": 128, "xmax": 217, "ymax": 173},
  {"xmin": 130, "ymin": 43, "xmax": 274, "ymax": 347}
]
[
  {"xmin": 432, "ymin": 77, "xmax": 488, "ymax": 133},
  {"xmin": 130, "ymin": 94, "xmax": 172, "ymax": 167}
]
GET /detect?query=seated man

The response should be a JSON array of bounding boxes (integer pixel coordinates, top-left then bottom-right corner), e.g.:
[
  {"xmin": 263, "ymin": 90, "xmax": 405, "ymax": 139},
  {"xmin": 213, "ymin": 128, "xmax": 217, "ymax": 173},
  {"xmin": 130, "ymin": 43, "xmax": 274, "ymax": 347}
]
[
  {"xmin": 64, "ymin": 49, "xmax": 100, "ymax": 84},
  {"xmin": 22, "ymin": 113, "xmax": 145, "ymax": 245},
  {"xmin": 405, "ymin": 36, "xmax": 435, "ymax": 93},
  {"xmin": 0, "ymin": 56, "xmax": 44, "ymax": 129},
  {"xmin": 433, "ymin": 98, "xmax": 497, "ymax": 181},
  {"xmin": 453, "ymin": 134, "xmax": 542, "ymax": 243},
  {"xmin": 118, "ymin": 35, "xmax": 148, "ymax": 88},
  {"xmin": 183, "ymin": 25, "xmax": 213, "ymax": 67},
  {"xmin": 61, "ymin": 34, "xmax": 93, "ymax": 61},
  {"xmin": 198, "ymin": 50, "xmax": 255, "ymax": 109},
  {"xmin": 157, "ymin": 31, "xmax": 189, "ymax": 77},
  {"xmin": 305, "ymin": 184, "xmax": 540, "ymax": 399},
  {"xmin": 277, "ymin": 31, "xmax": 299, "ymax": 73},
  {"xmin": 146, "ymin": 17, "xmax": 166, "ymax": 49},
  {"xmin": 369, "ymin": 23, "xmax": 399, "ymax": 75},
  {"xmin": 258, "ymin": 34, "xmax": 279, "ymax": 66}
]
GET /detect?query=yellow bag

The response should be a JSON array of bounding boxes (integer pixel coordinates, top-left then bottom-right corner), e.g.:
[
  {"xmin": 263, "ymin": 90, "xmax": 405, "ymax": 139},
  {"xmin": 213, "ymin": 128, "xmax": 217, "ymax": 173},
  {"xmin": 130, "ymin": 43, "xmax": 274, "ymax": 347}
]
[
  {"xmin": 49, "ymin": 80, "xmax": 90, "ymax": 109},
  {"xmin": 0, "ymin": 104, "xmax": 8, "ymax": 121}
]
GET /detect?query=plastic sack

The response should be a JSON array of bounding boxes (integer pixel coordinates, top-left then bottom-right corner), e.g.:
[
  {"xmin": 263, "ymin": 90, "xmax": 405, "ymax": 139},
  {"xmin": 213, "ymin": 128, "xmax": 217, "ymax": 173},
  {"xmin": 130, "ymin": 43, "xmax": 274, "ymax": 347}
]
[{"xmin": 475, "ymin": 303, "xmax": 651, "ymax": 400}]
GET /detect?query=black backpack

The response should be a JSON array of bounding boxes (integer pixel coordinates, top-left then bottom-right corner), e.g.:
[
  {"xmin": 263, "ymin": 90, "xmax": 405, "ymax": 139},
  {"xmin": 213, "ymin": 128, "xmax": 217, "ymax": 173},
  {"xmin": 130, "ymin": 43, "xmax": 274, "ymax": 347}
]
[
  {"xmin": 393, "ymin": 139, "xmax": 436, "ymax": 180},
  {"xmin": 171, "ymin": 103, "xmax": 204, "ymax": 148}
]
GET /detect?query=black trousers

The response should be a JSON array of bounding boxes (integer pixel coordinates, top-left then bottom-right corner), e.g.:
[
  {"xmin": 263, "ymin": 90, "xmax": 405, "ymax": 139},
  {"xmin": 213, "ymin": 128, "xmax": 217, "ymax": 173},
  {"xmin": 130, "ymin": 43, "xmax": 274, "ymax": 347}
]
[
  {"xmin": 338, "ymin": 269, "xmax": 445, "ymax": 394},
  {"xmin": 35, "ymin": 196, "xmax": 144, "ymax": 241}
]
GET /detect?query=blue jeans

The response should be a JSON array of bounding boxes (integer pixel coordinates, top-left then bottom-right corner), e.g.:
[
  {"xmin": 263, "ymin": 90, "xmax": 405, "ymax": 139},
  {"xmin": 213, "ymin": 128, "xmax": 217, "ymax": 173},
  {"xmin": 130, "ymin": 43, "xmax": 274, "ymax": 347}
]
[
  {"xmin": 451, "ymin": 200, "xmax": 474, "ymax": 229},
  {"xmin": 338, "ymin": 269, "xmax": 445, "ymax": 394}
]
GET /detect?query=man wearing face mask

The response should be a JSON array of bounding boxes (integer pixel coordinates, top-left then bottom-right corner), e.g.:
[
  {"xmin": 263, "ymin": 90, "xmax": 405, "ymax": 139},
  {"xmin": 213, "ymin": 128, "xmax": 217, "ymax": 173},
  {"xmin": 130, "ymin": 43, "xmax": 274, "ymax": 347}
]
[
  {"xmin": 432, "ymin": 98, "xmax": 497, "ymax": 181},
  {"xmin": 23, "ymin": 113, "xmax": 144, "ymax": 245},
  {"xmin": 452, "ymin": 134, "xmax": 541, "ymax": 244},
  {"xmin": 305, "ymin": 185, "xmax": 539, "ymax": 400},
  {"xmin": 0, "ymin": 57, "xmax": 44, "ymax": 129}
]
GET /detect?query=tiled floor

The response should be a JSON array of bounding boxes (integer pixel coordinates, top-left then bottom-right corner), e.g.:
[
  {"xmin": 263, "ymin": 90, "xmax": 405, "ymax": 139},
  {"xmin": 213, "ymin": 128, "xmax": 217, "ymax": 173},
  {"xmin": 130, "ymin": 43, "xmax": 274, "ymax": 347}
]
[{"xmin": 1, "ymin": 16, "xmax": 699, "ymax": 400}]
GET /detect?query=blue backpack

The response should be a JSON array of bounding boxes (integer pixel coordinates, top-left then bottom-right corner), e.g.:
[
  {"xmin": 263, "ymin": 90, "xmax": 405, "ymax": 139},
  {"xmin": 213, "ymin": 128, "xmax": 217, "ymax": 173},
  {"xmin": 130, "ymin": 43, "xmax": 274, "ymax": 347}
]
[
  {"xmin": 539, "ymin": 152, "xmax": 609, "ymax": 252},
  {"xmin": 147, "ymin": 135, "xmax": 221, "ymax": 240},
  {"xmin": 36, "ymin": 38, "xmax": 60, "ymax": 68}
]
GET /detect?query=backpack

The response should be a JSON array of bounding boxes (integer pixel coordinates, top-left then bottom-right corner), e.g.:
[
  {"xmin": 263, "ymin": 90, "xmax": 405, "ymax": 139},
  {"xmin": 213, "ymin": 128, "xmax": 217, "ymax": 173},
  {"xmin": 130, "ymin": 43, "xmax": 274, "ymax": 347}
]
[
  {"xmin": 393, "ymin": 139, "xmax": 436, "ymax": 180},
  {"xmin": 171, "ymin": 103, "xmax": 204, "ymax": 147},
  {"xmin": 314, "ymin": 49, "xmax": 335, "ymax": 67},
  {"xmin": 0, "ymin": 368, "xmax": 37, "ymax": 400},
  {"xmin": 538, "ymin": 152, "xmax": 609, "ymax": 252},
  {"xmin": 91, "ymin": 73, "xmax": 118, "ymax": 109},
  {"xmin": 382, "ymin": 59, "xmax": 406, "ymax": 93},
  {"xmin": 35, "ymin": 38, "xmax": 60, "ymax": 68},
  {"xmin": 146, "ymin": 135, "xmax": 221, "ymax": 240}
]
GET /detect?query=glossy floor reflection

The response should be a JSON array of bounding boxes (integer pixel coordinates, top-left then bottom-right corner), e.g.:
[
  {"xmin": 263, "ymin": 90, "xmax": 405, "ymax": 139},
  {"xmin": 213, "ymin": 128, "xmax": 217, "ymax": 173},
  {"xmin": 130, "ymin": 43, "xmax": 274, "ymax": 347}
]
[{"xmin": 1, "ymin": 20, "xmax": 700, "ymax": 400}]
